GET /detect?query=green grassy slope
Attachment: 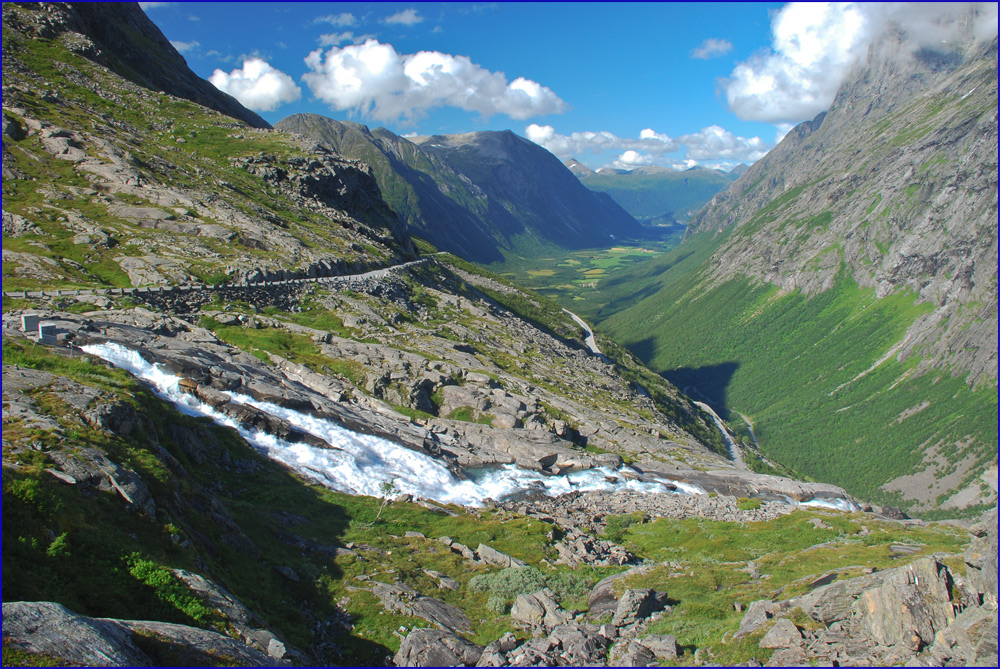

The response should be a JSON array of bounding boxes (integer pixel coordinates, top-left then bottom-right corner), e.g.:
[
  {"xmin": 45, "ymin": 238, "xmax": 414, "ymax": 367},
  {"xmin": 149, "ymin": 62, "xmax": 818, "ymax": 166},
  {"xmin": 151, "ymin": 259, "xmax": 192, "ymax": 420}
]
[{"xmin": 596, "ymin": 234, "xmax": 998, "ymax": 516}]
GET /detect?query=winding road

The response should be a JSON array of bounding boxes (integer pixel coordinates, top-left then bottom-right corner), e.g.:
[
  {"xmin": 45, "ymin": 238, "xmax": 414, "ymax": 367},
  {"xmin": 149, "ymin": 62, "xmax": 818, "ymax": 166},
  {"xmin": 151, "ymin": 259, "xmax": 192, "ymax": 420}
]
[
  {"xmin": 562, "ymin": 309, "xmax": 613, "ymax": 364},
  {"xmin": 693, "ymin": 401, "xmax": 747, "ymax": 470}
]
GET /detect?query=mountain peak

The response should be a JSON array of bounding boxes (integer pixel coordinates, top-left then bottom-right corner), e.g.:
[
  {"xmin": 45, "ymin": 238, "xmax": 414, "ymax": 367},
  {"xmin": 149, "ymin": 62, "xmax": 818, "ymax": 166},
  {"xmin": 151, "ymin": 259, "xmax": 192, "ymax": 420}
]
[{"xmin": 6, "ymin": 2, "xmax": 270, "ymax": 129}]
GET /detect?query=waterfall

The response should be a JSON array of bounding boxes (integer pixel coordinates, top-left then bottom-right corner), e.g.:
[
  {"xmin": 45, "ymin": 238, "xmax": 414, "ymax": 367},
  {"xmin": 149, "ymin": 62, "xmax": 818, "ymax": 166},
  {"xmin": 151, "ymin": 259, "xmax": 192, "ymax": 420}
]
[{"xmin": 81, "ymin": 342, "xmax": 704, "ymax": 506}]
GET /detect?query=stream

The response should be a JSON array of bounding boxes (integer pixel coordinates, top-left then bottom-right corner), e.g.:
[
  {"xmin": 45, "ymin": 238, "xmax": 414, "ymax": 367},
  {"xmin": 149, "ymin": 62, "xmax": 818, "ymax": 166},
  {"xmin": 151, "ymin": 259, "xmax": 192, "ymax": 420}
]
[{"xmin": 81, "ymin": 342, "xmax": 705, "ymax": 506}]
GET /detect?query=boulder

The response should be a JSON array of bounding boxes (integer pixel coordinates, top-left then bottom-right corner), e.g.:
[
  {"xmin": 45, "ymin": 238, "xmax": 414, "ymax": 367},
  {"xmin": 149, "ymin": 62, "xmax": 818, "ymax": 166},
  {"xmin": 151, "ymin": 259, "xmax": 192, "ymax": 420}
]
[
  {"xmin": 608, "ymin": 639, "xmax": 656, "ymax": 667},
  {"xmin": 549, "ymin": 623, "xmax": 610, "ymax": 665},
  {"xmin": 1, "ymin": 601, "xmax": 276, "ymax": 667},
  {"xmin": 369, "ymin": 581, "xmax": 472, "ymax": 634},
  {"xmin": 759, "ymin": 618, "xmax": 802, "ymax": 649},
  {"xmin": 477, "ymin": 543, "xmax": 527, "ymax": 569},
  {"xmin": 925, "ymin": 606, "xmax": 998, "ymax": 666},
  {"xmin": 612, "ymin": 588, "xmax": 667, "ymax": 627},
  {"xmin": 1, "ymin": 601, "xmax": 149, "ymax": 667},
  {"xmin": 735, "ymin": 599, "xmax": 786, "ymax": 638},
  {"xmin": 641, "ymin": 633, "xmax": 679, "ymax": 659},
  {"xmin": 395, "ymin": 628, "xmax": 483, "ymax": 667},
  {"xmin": 852, "ymin": 558, "xmax": 957, "ymax": 651},
  {"xmin": 510, "ymin": 588, "xmax": 571, "ymax": 629}
]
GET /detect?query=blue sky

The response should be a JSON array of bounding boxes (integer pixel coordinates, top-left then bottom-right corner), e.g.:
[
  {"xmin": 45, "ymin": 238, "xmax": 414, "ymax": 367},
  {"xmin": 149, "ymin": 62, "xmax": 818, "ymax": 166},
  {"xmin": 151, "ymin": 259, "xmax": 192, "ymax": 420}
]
[{"xmin": 139, "ymin": 2, "xmax": 996, "ymax": 171}]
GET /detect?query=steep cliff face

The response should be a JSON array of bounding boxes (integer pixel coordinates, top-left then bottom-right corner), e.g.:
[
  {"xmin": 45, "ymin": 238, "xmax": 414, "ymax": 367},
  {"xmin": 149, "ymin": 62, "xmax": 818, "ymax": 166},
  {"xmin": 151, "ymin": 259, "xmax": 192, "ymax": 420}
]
[
  {"xmin": 275, "ymin": 115, "xmax": 644, "ymax": 263},
  {"xmin": 4, "ymin": 2, "xmax": 269, "ymax": 129},
  {"xmin": 690, "ymin": 32, "xmax": 998, "ymax": 385},
  {"xmin": 597, "ymin": 25, "xmax": 998, "ymax": 515}
]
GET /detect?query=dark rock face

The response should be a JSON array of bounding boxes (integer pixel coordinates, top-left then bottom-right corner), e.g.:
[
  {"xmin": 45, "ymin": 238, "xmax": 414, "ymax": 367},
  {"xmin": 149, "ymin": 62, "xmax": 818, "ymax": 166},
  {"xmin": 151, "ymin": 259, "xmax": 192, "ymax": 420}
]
[{"xmin": 36, "ymin": 3, "xmax": 269, "ymax": 129}]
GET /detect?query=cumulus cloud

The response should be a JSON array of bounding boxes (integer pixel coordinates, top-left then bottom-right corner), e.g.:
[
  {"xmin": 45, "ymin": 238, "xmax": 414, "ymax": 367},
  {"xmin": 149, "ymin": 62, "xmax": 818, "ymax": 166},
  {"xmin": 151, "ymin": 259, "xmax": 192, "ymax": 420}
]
[
  {"xmin": 302, "ymin": 40, "xmax": 567, "ymax": 122},
  {"xmin": 678, "ymin": 125, "xmax": 770, "ymax": 162},
  {"xmin": 524, "ymin": 124, "xmax": 678, "ymax": 159},
  {"xmin": 139, "ymin": 2, "xmax": 171, "ymax": 10},
  {"xmin": 314, "ymin": 12, "xmax": 355, "ymax": 26},
  {"xmin": 209, "ymin": 58, "xmax": 302, "ymax": 112},
  {"xmin": 615, "ymin": 150, "xmax": 654, "ymax": 167},
  {"xmin": 170, "ymin": 40, "xmax": 200, "ymax": 54},
  {"xmin": 725, "ymin": 2, "xmax": 999, "ymax": 123},
  {"xmin": 383, "ymin": 8, "xmax": 424, "ymax": 26},
  {"xmin": 691, "ymin": 38, "xmax": 733, "ymax": 59}
]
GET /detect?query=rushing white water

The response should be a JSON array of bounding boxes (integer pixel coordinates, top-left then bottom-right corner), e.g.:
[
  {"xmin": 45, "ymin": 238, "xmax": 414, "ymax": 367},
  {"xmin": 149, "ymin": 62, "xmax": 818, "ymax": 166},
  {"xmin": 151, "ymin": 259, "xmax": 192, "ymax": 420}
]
[
  {"xmin": 81, "ymin": 342, "xmax": 704, "ymax": 506},
  {"xmin": 799, "ymin": 497, "xmax": 861, "ymax": 513}
]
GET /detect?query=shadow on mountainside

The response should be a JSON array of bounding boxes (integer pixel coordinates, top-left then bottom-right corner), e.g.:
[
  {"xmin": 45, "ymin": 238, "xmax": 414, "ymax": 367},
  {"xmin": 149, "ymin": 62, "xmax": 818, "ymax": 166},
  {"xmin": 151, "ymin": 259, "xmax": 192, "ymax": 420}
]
[
  {"xmin": 626, "ymin": 337, "xmax": 740, "ymax": 419},
  {"xmin": 662, "ymin": 362, "xmax": 740, "ymax": 420}
]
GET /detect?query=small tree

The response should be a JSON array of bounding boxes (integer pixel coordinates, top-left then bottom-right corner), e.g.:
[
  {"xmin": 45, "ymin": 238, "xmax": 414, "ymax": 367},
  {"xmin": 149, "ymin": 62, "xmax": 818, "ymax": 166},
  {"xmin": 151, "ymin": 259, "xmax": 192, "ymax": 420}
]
[{"xmin": 375, "ymin": 478, "xmax": 398, "ymax": 521}]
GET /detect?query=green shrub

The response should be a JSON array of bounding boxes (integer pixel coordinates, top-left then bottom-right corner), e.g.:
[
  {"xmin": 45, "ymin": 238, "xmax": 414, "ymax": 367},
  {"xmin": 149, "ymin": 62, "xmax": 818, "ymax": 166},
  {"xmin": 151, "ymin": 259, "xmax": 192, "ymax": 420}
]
[
  {"xmin": 125, "ymin": 553, "xmax": 214, "ymax": 623},
  {"xmin": 737, "ymin": 497, "xmax": 762, "ymax": 511},
  {"xmin": 602, "ymin": 512, "xmax": 645, "ymax": 543},
  {"xmin": 469, "ymin": 566, "xmax": 597, "ymax": 609}
]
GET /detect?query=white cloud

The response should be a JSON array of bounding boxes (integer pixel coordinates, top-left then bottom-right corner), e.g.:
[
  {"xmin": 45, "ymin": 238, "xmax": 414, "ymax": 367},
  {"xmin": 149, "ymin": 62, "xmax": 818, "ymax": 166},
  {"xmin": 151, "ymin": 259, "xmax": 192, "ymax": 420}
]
[
  {"xmin": 524, "ymin": 124, "xmax": 678, "ymax": 159},
  {"xmin": 314, "ymin": 12, "xmax": 355, "ymax": 27},
  {"xmin": 383, "ymin": 8, "xmax": 423, "ymax": 26},
  {"xmin": 678, "ymin": 125, "xmax": 770, "ymax": 162},
  {"xmin": 139, "ymin": 2, "xmax": 171, "ymax": 10},
  {"xmin": 318, "ymin": 32, "xmax": 356, "ymax": 47},
  {"xmin": 616, "ymin": 150, "xmax": 653, "ymax": 167},
  {"xmin": 691, "ymin": 38, "xmax": 733, "ymax": 59},
  {"xmin": 209, "ymin": 58, "xmax": 302, "ymax": 112},
  {"xmin": 170, "ymin": 40, "xmax": 200, "ymax": 54},
  {"xmin": 302, "ymin": 40, "xmax": 567, "ymax": 122},
  {"xmin": 773, "ymin": 122, "xmax": 795, "ymax": 145},
  {"xmin": 725, "ymin": 2, "xmax": 999, "ymax": 123}
]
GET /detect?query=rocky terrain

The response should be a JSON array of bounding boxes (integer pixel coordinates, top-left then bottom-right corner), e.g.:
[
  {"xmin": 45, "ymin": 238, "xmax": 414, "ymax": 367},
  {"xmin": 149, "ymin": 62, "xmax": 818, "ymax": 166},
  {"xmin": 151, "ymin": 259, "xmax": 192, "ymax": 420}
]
[
  {"xmin": 691, "ymin": 29, "xmax": 998, "ymax": 385},
  {"xmin": 2, "ymin": 3, "xmax": 996, "ymax": 667},
  {"xmin": 275, "ymin": 115, "xmax": 644, "ymax": 263}
]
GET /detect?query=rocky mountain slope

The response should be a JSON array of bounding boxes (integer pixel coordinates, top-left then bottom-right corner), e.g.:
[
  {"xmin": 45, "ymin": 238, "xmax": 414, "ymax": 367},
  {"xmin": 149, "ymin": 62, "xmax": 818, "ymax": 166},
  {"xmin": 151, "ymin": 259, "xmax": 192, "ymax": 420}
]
[
  {"xmin": 594, "ymin": 23, "xmax": 998, "ymax": 516},
  {"xmin": 274, "ymin": 115, "xmax": 645, "ymax": 263},
  {"xmin": 2, "ymin": 3, "xmax": 997, "ymax": 667},
  {"xmin": 4, "ymin": 2, "xmax": 269, "ymax": 129},
  {"xmin": 570, "ymin": 162, "xmax": 738, "ymax": 224}
]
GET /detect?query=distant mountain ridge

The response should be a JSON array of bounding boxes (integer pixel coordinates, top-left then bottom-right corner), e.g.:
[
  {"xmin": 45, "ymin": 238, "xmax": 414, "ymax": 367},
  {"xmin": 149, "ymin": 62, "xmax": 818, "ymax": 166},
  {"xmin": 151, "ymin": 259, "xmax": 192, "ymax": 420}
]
[
  {"xmin": 568, "ymin": 162, "xmax": 740, "ymax": 223},
  {"xmin": 275, "ymin": 115, "xmax": 643, "ymax": 263}
]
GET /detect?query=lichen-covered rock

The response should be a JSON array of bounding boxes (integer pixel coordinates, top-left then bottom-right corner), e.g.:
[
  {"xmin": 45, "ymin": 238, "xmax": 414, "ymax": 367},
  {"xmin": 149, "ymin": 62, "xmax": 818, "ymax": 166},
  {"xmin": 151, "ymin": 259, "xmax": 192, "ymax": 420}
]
[
  {"xmin": 964, "ymin": 506, "xmax": 998, "ymax": 608},
  {"xmin": 394, "ymin": 628, "xmax": 483, "ymax": 667},
  {"xmin": 759, "ymin": 618, "xmax": 802, "ymax": 649},
  {"xmin": 612, "ymin": 588, "xmax": 667, "ymax": 628},
  {"xmin": 510, "ymin": 588, "xmax": 571, "ymax": 629},
  {"xmin": 852, "ymin": 558, "xmax": 957, "ymax": 650}
]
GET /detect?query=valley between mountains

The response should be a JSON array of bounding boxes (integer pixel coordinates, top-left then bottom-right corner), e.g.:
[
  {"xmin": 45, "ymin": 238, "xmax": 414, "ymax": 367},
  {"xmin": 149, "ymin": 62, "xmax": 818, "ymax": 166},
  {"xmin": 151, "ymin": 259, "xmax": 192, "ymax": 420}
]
[{"xmin": 2, "ymin": 3, "xmax": 997, "ymax": 668}]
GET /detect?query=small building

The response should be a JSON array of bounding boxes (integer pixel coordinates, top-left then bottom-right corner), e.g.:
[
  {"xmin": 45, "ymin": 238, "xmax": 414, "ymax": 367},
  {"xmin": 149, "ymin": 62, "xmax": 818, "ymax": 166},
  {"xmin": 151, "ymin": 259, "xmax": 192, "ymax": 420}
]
[{"xmin": 38, "ymin": 321, "xmax": 57, "ymax": 344}]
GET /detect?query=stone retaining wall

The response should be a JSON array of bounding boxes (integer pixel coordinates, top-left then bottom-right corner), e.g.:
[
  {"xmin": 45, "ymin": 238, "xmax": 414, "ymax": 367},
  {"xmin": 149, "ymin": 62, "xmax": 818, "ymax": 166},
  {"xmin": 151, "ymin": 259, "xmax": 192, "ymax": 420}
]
[{"xmin": 3, "ymin": 258, "xmax": 431, "ymax": 309}]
